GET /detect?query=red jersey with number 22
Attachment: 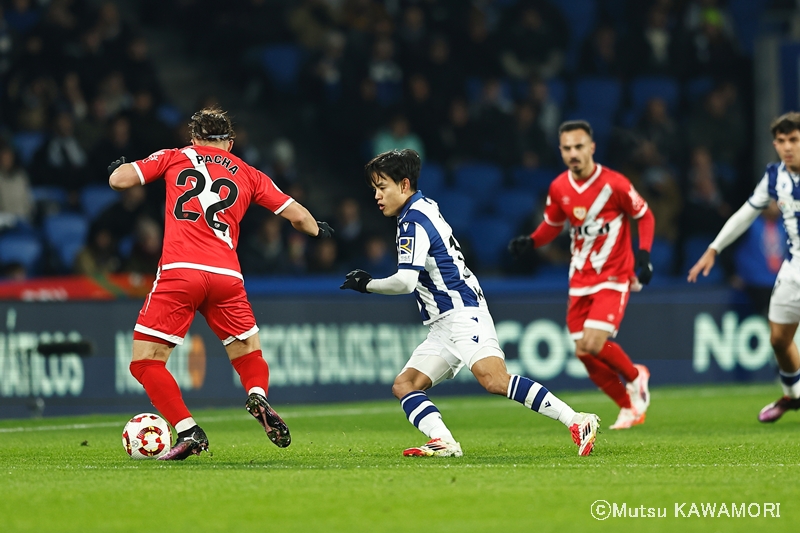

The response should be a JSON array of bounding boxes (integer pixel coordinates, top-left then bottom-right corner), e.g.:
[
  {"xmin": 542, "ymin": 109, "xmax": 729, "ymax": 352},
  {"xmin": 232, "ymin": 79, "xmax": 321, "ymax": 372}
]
[
  {"xmin": 543, "ymin": 164, "xmax": 648, "ymax": 296},
  {"xmin": 131, "ymin": 145, "xmax": 293, "ymax": 277}
]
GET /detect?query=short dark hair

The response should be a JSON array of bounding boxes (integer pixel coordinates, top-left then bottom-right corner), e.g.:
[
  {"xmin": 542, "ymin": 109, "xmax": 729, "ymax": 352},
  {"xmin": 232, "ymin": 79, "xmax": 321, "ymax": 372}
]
[
  {"xmin": 364, "ymin": 149, "xmax": 420, "ymax": 190},
  {"xmin": 189, "ymin": 107, "xmax": 236, "ymax": 141},
  {"xmin": 558, "ymin": 120, "xmax": 593, "ymax": 139},
  {"xmin": 770, "ymin": 112, "xmax": 800, "ymax": 138}
]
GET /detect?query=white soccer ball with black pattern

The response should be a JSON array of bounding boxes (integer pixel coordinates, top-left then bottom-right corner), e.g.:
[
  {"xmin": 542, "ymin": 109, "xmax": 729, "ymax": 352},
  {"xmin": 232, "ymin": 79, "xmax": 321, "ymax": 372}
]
[{"xmin": 122, "ymin": 413, "xmax": 172, "ymax": 459}]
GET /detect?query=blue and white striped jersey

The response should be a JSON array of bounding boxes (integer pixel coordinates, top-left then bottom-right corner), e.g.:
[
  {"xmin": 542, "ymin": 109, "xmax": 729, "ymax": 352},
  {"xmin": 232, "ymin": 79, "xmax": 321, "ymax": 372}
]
[
  {"xmin": 749, "ymin": 162, "xmax": 800, "ymax": 262},
  {"xmin": 397, "ymin": 191, "xmax": 486, "ymax": 324}
]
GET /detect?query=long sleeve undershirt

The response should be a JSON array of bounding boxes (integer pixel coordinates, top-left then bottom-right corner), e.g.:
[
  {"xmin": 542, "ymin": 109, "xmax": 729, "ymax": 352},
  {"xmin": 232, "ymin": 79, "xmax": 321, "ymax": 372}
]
[
  {"xmin": 365, "ymin": 269, "xmax": 419, "ymax": 295},
  {"xmin": 708, "ymin": 202, "xmax": 762, "ymax": 253}
]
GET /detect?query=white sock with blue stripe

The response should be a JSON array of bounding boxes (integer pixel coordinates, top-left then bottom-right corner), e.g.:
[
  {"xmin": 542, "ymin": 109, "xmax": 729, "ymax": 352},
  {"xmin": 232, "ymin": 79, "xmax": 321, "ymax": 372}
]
[
  {"xmin": 507, "ymin": 375, "xmax": 576, "ymax": 426},
  {"xmin": 779, "ymin": 368, "xmax": 800, "ymax": 398},
  {"xmin": 400, "ymin": 391, "xmax": 456, "ymax": 443}
]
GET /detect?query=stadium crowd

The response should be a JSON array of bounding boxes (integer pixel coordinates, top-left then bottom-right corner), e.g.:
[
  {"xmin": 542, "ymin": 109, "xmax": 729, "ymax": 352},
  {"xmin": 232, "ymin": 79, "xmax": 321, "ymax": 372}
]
[{"xmin": 0, "ymin": 0, "xmax": 784, "ymax": 287}]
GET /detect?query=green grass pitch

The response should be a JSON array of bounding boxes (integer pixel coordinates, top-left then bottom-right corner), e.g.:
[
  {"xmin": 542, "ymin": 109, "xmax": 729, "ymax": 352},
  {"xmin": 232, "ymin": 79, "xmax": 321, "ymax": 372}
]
[{"xmin": 1, "ymin": 383, "xmax": 798, "ymax": 533}]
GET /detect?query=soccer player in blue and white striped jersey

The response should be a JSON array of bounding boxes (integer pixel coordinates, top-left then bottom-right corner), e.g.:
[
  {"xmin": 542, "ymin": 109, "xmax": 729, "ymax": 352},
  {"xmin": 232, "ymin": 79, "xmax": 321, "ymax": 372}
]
[
  {"xmin": 340, "ymin": 149, "xmax": 600, "ymax": 457},
  {"xmin": 689, "ymin": 112, "xmax": 800, "ymax": 422}
]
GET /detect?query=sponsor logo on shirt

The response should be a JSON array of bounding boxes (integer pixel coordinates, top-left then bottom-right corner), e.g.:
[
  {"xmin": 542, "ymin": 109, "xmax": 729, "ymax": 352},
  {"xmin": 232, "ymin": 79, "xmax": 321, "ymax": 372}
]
[
  {"xmin": 398, "ymin": 237, "xmax": 414, "ymax": 263},
  {"xmin": 145, "ymin": 150, "xmax": 165, "ymax": 162},
  {"xmin": 777, "ymin": 199, "xmax": 800, "ymax": 212}
]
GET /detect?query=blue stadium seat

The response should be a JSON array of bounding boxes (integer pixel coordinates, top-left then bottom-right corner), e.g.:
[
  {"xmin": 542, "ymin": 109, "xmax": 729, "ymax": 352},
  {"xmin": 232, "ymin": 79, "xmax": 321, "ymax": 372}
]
[
  {"xmin": 730, "ymin": 0, "xmax": 767, "ymax": 55},
  {"xmin": 511, "ymin": 166, "xmax": 557, "ymax": 195},
  {"xmin": 574, "ymin": 77, "xmax": 622, "ymax": 118},
  {"xmin": 434, "ymin": 190, "xmax": 476, "ymax": 235},
  {"xmin": 547, "ymin": 78, "xmax": 568, "ymax": 107},
  {"xmin": 81, "ymin": 185, "xmax": 120, "ymax": 220},
  {"xmin": 494, "ymin": 188, "xmax": 538, "ymax": 226},
  {"xmin": 453, "ymin": 163, "xmax": 504, "ymax": 209},
  {"xmin": 630, "ymin": 76, "xmax": 680, "ymax": 115},
  {"xmin": 465, "ymin": 77, "xmax": 513, "ymax": 103},
  {"xmin": 682, "ymin": 236, "xmax": 723, "ymax": 284},
  {"xmin": 466, "ymin": 217, "xmax": 516, "ymax": 269},
  {"xmin": 649, "ymin": 237, "xmax": 674, "ymax": 275},
  {"xmin": 419, "ymin": 163, "xmax": 447, "ymax": 198},
  {"xmin": 43, "ymin": 213, "xmax": 89, "ymax": 246},
  {"xmin": 12, "ymin": 131, "xmax": 46, "ymax": 165},
  {"xmin": 0, "ymin": 234, "xmax": 43, "ymax": 272},
  {"xmin": 685, "ymin": 76, "xmax": 714, "ymax": 103},
  {"xmin": 57, "ymin": 240, "xmax": 85, "ymax": 270},
  {"xmin": 549, "ymin": 0, "xmax": 597, "ymax": 69},
  {"xmin": 31, "ymin": 186, "xmax": 68, "ymax": 208},
  {"xmin": 156, "ymin": 104, "xmax": 183, "ymax": 128},
  {"xmin": 261, "ymin": 44, "xmax": 303, "ymax": 93}
]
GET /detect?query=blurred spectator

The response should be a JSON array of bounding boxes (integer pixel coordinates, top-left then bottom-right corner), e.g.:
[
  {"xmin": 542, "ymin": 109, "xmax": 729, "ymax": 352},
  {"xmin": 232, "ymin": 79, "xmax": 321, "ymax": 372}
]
[
  {"xmin": 0, "ymin": 261, "xmax": 27, "ymax": 281},
  {"xmin": 514, "ymin": 102, "xmax": 552, "ymax": 168},
  {"xmin": 686, "ymin": 87, "xmax": 746, "ymax": 165},
  {"xmin": 121, "ymin": 35, "xmax": 162, "ymax": 100},
  {"xmin": 97, "ymin": 71, "xmax": 132, "ymax": 117},
  {"xmin": 472, "ymin": 78, "xmax": 515, "ymax": 164},
  {"xmin": 123, "ymin": 216, "xmax": 162, "ymax": 274},
  {"xmin": 303, "ymin": 30, "xmax": 348, "ymax": 105},
  {"xmin": 288, "ymin": 0, "xmax": 338, "ymax": 51},
  {"xmin": 240, "ymin": 216, "xmax": 289, "ymax": 275},
  {"xmin": 733, "ymin": 201, "xmax": 788, "ymax": 315},
  {"xmin": 334, "ymin": 197, "xmax": 366, "ymax": 264},
  {"xmin": 264, "ymin": 138, "xmax": 298, "ymax": 191},
  {"xmin": 368, "ymin": 36, "xmax": 403, "ymax": 106},
  {"xmin": 457, "ymin": 10, "xmax": 501, "ymax": 79},
  {"xmin": 307, "ymin": 238, "xmax": 341, "ymax": 274},
  {"xmin": 579, "ymin": 24, "xmax": 626, "ymax": 78},
  {"xmin": 75, "ymin": 96, "xmax": 111, "ymax": 153},
  {"xmin": 679, "ymin": 146, "xmax": 732, "ymax": 240},
  {"xmin": 682, "ymin": 6, "xmax": 742, "ymax": 82},
  {"xmin": 356, "ymin": 233, "xmax": 395, "ymax": 277},
  {"xmin": 525, "ymin": 77, "xmax": 561, "ymax": 145},
  {"xmin": 373, "ymin": 114, "xmax": 425, "ymax": 160},
  {"xmin": 404, "ymin": 73, "xmax": 441, "ymax": 159},
  {"xmin": 73, "ymin": 226, "xmax": 122, "ymax": 275},
  {"xmin": 89, "ymin": 115, "xmax": 141, "ymax": 184},
  {"xmin": 60, "ymin": 71, "xmax": 88, "ymax": 122},
  {"xmin": 30, "ymin": 110, "xmax": 88, "ymax": 193},
  {"xmin": 421, "ymin": 34, "xmax": 464, "ymax": 113},
  {"xmin": 4, "ymin": 0, "xmax": 41, "ymax": 36},
  {"xmin": 0, "ymin": 145, "xmax": 34, "ymax": 223},
  {"xmin": 95, "ymin": 1, "xmax": 131, "ymax": 61},
  {"xmin": 683, "ymin": 0, "xmax": 738, "ymax": 42},
  {"xmin": 94, "ymin": 186, "xmax": 153, "ymax": 242},
  {"xmin": 498, "ymin": 2, "xmax": 565, "ymax": 80},
  {"xmin": 397, "ymin": 4, "xmax": 429, "ymax": 72},
  {"xmin": 636, "ymin": 98, "xmax": 681, "ymax": 165},
  {"xmin": 128, "ymin": 88, "xmax": 175, "ymax": 155},
  {"xmin": 437, "ymin": 97, "xmax": 481, "ymax": 165},
  {"xmin": 625, "ymin": 5, "xmax": 681, "ymax": 77},
  {"xmin": 0, "ymin": 5, "xmax": 14, "ymax": 81}
]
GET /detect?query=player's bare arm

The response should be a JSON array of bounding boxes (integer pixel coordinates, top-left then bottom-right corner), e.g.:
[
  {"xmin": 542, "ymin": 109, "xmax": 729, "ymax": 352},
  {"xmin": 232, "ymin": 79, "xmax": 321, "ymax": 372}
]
[
  {"xmin": 108, "ymin": 157, "xmax": 141, "ymax": 190},
  {"xmin": 279, "ymin": 201, "xmax": 333, "ymax": 238},
  {"xmin": 687, "ymin": 248, "xmax": 717, "ymax": 282}
]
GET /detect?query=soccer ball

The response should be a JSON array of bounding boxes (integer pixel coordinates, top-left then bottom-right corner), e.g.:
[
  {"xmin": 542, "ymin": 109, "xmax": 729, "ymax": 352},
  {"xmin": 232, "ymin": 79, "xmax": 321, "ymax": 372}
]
[{"xmin": 122, "ymin": 413, "xmax": 172, "ymax": 459}]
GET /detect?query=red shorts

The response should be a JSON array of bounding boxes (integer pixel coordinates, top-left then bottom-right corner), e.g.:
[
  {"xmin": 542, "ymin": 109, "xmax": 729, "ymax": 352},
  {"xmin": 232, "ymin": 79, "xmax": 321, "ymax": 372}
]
[
  {"xmin": 566, "ymin": 289, "xmax": 629, "ymax": 339},
  {"xmin": 134, "ymin": 268, "xmax": 258, "ymax": 346}
]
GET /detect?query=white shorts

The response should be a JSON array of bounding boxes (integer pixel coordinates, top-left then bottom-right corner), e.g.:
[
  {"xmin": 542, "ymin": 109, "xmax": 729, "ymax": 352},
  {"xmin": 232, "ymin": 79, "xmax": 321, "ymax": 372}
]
[
  {"xmin": 401, "ymin": 308, "xmax": 504, "ymax": 387},
  {"xmin": 769, "ymin": 261, "xmax": 800, "ymax": 324}
]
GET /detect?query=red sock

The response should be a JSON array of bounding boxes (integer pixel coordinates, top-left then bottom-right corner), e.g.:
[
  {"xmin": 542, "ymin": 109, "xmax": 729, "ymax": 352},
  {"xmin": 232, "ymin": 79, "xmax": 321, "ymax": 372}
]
[
  {"xmin": 129, "ymin": 360, "xmax": 191, "ymax": 427},
  {"xmin": 596, "ymin": 341, "xmax": 639, "ymax": 383},
  {"xmin": 231, "ymin": 350, "xmax": 270, "ymax": 397},
  {"xmin": 578, "ymin": 354, "xmax": 632, "ymax": 409}
]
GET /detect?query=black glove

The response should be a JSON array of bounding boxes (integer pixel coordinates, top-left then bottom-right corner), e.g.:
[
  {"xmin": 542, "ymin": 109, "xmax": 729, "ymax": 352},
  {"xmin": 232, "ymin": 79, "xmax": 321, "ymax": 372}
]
[
  {"xmin": 314, "ymin": 221, "xmax": 334, "ymax": 239},
  {"xmin": 340, "ymin": 269, "xmax": 372, "ymax": 293},
  {"xmin": 508, "ymin": 235, "xmax": 535, "ymax": 258},
  {"xmin": 635, "ymin": 249, "xmax": 653, "ymax": 285},
  {"xmin": 107, "ymin": 156, "xmax": 126, "ymax": 176}
]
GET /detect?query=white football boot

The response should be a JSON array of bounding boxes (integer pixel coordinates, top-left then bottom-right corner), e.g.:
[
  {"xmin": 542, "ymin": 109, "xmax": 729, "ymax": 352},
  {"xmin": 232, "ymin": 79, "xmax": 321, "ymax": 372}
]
[
  {"xmin": 627, "ymin": 364, "xmax": 651, "ymax": 416},
  {"xmin": 570, "ymin": 412, "xmax": 600, "ymax": 456},
  {"xmin": 403, "ymin": 438, "xmax": 463, "ymax": 457},
  {"xmin": 608, "ymin": 407, "xmax": 645, "ymax": 429}
]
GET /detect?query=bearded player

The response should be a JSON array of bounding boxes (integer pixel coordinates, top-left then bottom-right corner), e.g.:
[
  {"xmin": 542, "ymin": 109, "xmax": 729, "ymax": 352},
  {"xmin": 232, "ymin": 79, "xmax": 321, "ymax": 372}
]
[
  {"xmin": 108, "ymin": 108, "xmax": 334, "ymax": 459},
  {"xmin": 509, "ymin": 120, "xmax": 655, "ymax": 429}
]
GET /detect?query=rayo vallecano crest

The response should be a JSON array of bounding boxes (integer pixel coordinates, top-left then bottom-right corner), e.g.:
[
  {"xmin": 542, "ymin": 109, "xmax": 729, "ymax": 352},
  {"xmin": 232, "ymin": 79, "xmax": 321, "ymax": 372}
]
[{"xmin": 573, "ymin": 206, "xmax": 587, "ymax": 220}]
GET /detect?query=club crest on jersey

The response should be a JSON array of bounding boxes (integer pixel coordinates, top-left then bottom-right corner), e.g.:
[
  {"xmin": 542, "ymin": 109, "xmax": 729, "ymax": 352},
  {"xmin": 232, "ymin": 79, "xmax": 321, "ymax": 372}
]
[
  {"xmin": 573, "ymin": 206, "xmax": 587, "ymax": 220},
  {"xmin": 398, "ymin": 237, "xmax": 414, "ymax": 263}
]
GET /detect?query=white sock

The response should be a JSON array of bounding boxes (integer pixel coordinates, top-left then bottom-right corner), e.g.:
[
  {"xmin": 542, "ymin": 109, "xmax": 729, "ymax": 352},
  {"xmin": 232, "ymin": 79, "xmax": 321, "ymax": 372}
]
[
  {"xmin": 175, "ymin": 417, "xmax": 196, "ymax": 433},
  {"xmin": 248, "ymin": 386, "xmax": 266, "ymax": 398},
  {"xmin": 507, "ymin": 375, "xmax": 576, "ymax": 427}
]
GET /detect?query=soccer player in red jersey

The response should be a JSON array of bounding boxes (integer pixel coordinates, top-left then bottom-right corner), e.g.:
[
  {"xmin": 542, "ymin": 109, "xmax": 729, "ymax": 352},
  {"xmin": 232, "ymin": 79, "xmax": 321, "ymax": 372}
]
[
  {"xmin": 108, "ymin": 108, "xmax": 334, "ymax": 459},
  {"xmin": 509, "ymin": 120, "xmax": 656, "ymax": 429}
]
